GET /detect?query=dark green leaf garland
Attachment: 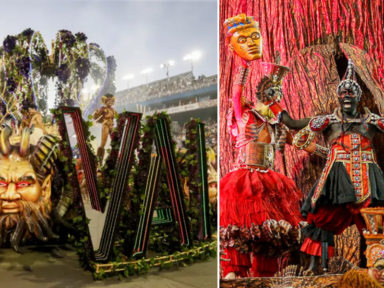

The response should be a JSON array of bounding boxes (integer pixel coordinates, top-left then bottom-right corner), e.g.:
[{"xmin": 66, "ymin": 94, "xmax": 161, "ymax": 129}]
[
  {"xmin": 183, "ymin": 118, "xmax": 202, "ymax": 239},
  {"xmin": 52, "ymin": 108, "xmax": 94, "ymax": 270}
]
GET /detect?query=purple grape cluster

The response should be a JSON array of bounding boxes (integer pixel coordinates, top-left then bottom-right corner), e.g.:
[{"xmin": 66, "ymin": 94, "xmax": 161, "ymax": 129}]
[
  {"xmin": 75, "ymin": 32, "xmax": 87, "ymax": 42},
  {"xmin": 16, "ymin": 56, "xmax": 31, "ymax": 78},
  {"xmin": 59, "ymin": 30, "xmax": 76, "ymax": 47},
  {"xmin": 76, "ymin": 57, "xmax": 91, "ymax": 80},
  {"xmin": 6, "ymin": 77, "xmax": 17, "ymax": 93},
  {"xmin": 3, "ymin": 35, "xmax": 17, "ymax": 53},
  {"xmin": 56, "ymin": 63, "xmax": 71, "ymax": 83},
  {"xmin": 22, "ymin": 28, "xmax": 34, "ymax": 37}
]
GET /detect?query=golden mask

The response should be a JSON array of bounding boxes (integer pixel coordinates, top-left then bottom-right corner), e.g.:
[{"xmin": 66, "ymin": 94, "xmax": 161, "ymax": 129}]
[{"xmin": 223, "ymin": 14, "xmax": 262, "ymax": 61}]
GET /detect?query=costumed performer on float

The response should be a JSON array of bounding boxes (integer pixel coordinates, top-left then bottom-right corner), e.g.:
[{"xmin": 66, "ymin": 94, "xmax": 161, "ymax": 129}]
[
  {"xmin": 28, "ymin": 103, "xmax": 47, "ymax": 145},
  {"xmin": 93, "ymin": 94, "xmax": 118, "ymax": 165},
  {"xmin": 220, "ymin": 14, "xmax": 328, "ymax": 279},
  {"xmin": 261, "ymin": 59, "xmax": 384, "ymax": 272}
]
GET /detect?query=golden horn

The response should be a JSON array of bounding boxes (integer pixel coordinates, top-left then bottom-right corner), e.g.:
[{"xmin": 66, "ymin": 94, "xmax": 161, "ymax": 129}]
[
  {"xmin": 0, "ymin": 124, "xmax": 12, "ymax": 155},
  {"xmin": 20, "ymin": 127, "xmax": 31, "ymax": 157}
]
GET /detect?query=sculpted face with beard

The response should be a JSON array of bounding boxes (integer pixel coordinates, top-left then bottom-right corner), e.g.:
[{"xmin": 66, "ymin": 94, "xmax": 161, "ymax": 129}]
[{"xmin": 0, "ymin": 125, "xmax": 58, "ymax": 252}]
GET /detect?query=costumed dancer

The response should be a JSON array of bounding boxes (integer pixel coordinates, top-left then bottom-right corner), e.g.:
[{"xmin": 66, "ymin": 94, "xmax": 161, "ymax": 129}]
[
  {"xmin": 93, "ymin": 94, "xmax": 118, "ymax": 165},
  {"xmin": 262, "ymin": 59, "xmax": 384, "ymax": 271},
  {"xmin": 28, "ymin": 103, "xmax": 47, "ymax": 145},
  {"xmin": 220, "ymin": 14, "xmax": 328, "ymax": 278}
]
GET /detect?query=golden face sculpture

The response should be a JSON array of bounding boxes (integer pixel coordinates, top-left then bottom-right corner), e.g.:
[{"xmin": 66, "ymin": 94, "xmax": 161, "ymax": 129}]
[
  {"xmin": 0, "ymin": 154, "xmax": 51, "ymax": 215},
  {"xmin": 224, "ymin": 14, "xmax": 263, "ymax": 61},
  {"xmin": 366, "ymin": 243, "xmax": 384, "ymax": 286},
  {"xmin": 229, "ymin": 27, "xmax": 262, "ymax": 61},
  {"xmin": 106, "ymin": 99, "xmax": 114, "ymax": 108},
  {"xmin": 0, "ymin": 125, "xmax": 59, "ymax": 252},
  {"xmin": 101, "ymin": 95, "xmax": 115, "ymax": 108},
  {"xmin": 369, "ymin": 258, "xmax": 384, "ymax": 285}
]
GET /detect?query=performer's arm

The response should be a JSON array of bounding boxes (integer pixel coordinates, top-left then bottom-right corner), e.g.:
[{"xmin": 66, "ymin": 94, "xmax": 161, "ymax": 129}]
[
  {"xmin": 93, "ymin": 107, "xmax": 104, "ymax": 120},
  {"xmin": 280, "ymin": 111, "xmax": 311, "ymax": 130},
  {"xmin": 38, "ymin": 115, "xmax": 48, "ymax": 134},
  {"xmin": 232, "ymin": 59, "xmax": 250, "ymax": 121},
  {"xmin": 260, "ymin": 87, "xmax": 311, "ymax": 130},
  {"xmin": 31, "ymin": 113, "xmax": 47, "ymax": 134},
  {"xmin": 286, "ymin": 132, "xmax": 328, "ymax": 158}
]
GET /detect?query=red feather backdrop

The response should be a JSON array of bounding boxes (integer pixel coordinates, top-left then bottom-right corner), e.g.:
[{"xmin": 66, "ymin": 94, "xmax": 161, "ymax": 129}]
[{"xmin": 220, "ymin": 0, "xmax": 384, "ymax": 265}]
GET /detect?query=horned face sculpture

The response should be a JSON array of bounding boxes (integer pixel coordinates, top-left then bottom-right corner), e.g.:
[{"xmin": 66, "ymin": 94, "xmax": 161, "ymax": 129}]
[{"xmin": 0, "ymin": 124, "xmax": 60, "ymax": 252}]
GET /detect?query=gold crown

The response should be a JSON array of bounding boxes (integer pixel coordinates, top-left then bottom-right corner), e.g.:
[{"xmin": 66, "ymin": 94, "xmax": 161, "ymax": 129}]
[
  {"xmin": 366, "ymin": 241, "xmax": 384, "ymax": 267},
  {"xmin": 223, "ymin": 14, "xmax": 259, "ymax": 38}
]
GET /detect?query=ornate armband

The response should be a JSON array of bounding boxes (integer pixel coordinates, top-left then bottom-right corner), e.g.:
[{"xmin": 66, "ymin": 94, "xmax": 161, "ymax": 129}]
[
  {"xmin": 370, "ymin": 113, "xmax": 384, "ymax": 132},
  {"xmin": 292, "ymin": 126, "xmax": 316, "ymax": 150},
  {"xmin": 309, "ymin": 116, "xmax": 330, "ymax": 132}
]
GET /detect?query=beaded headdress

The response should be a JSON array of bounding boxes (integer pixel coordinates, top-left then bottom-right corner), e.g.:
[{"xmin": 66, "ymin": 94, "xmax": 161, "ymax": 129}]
[
  {"xmin": 223, "ymin": 14, "xmax": 260, "ymax": 41},
  {"xmin": 336, "ymin": 59, "xmax": 362, "ymax": 100}
]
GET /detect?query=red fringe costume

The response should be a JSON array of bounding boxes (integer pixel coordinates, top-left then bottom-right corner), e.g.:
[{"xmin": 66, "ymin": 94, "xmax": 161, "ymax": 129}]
[{"xmin": 220, "ymin": 64, "xmax": 304, "ymax": 277}]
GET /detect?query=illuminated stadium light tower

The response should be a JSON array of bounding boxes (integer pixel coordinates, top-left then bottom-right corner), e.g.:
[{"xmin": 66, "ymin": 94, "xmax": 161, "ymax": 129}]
[
  {"xmin": 160, "ymin": 60, "xmax": 175, "ymax": 79},
  {"xmin": 122, "ymin": 74, "xmax": 135, "ymax": 89},
  {"xmin": 140, "ymin": 68, "xmax": 153, "ymax": 85},
  {"xmin": 183, "ymin": 51, "xmax": 202, "ymax": 73}
]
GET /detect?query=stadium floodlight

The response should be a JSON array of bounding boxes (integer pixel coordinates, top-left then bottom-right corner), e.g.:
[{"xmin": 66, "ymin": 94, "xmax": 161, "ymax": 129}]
[
  {"xmin": 122, "ymin": 74, "xmax": 135, "ymax": 80},
  {"xmin": 160, "ymin": 61, "xmax": 175, "ymax": 78},
  {"xmin": 122, "ymin": 74, "xmax": 135, "ymax": 89},
  {"xmin": 183, "ymin": 51, "xmax": 202, "ymax": 73},
  {"xmin": 140, "ymin": 68, "xmax": 153, "ymax": 75},
  {"xmin": 140, "ymin": 68, "xmax": 153, "ymax": 85},
  {"xmin": 183, "ymin": 51, "xmax": 202, "ymax": 61}
]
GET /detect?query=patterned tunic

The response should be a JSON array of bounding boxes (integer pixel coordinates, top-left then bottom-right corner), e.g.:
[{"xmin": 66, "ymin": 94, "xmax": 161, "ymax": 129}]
[{"xmin": 297, "ymin": 107, "xmax": 384, "ymax": 209}]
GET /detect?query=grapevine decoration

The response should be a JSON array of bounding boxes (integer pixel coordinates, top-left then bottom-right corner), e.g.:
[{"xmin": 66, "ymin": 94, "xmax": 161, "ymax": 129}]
[
  {"xmin": 53, "ymin": 29, "xmax": 90, "ymax": 106},
  {"xmin": 0, "ymin": 28, "xmax": 116, "ymax": 118}
]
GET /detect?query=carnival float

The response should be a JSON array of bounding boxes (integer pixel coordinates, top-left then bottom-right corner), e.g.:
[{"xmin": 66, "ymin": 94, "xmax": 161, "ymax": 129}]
[
  {"xmin": 0, "ymin": 28, "xmax": 216, "ymax": 280},
  {"xmin": 219, "ymin": 0, "xmax": 384, "ymax": 287}
]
